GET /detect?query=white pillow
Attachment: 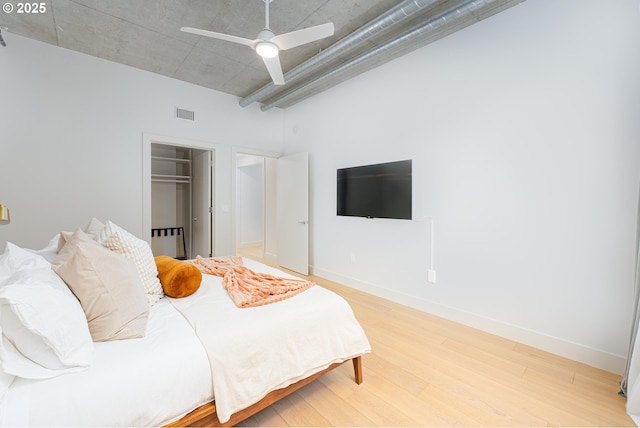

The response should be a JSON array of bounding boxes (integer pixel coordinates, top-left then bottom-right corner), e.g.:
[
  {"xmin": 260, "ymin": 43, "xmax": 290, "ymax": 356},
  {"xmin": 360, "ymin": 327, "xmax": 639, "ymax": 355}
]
[
  {"xmin": 99, "ymin": 221, "xmax": 164, "ymax": 306},
  {"xmin": 0, "ymin": 251, "xmax": 94, "ymax": 379},
  {"xmin": 84, "ymin": 217, "xmax": 105, "ymax": 236},
  {"xmin": 25, "ymin": 234, "xmax": 61, "ymax": 263},
  {"xmin": 57, "ymin": 218, "xmax": 105, "ymax": 253},
  {"xmin": 0, "ymin": 242, "xmax": 52, "ymax": 284}
]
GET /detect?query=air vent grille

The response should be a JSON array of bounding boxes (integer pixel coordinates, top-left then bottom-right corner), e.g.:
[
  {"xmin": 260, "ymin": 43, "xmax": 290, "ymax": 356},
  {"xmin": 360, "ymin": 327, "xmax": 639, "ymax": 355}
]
[{"xmin": 176, "ymin": 108, "xmax": 195, "ymax": 121}]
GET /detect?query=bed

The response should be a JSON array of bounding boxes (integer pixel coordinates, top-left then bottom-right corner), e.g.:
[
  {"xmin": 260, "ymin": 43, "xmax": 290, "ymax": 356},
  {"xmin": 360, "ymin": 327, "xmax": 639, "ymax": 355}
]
[{"xmin": 0, "ymin": 220, "xmax": 371, "ymax": 427}]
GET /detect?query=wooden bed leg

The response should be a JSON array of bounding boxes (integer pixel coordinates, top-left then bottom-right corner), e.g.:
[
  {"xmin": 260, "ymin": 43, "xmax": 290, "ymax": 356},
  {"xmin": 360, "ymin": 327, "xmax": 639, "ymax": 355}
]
[
  {"xmin": 168, "ymin": 358, "xmax": 366, "ymax": 427},
  {"xmin": 352, "ymin": 356, "xmax": 363, "ymax": 384}
]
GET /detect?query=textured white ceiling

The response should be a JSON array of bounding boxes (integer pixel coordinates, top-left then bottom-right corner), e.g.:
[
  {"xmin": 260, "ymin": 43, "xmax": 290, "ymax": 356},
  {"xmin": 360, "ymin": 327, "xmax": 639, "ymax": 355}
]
[{"xmin": 0, "ymin": 0, "xmax": 526, "ymax": 109}]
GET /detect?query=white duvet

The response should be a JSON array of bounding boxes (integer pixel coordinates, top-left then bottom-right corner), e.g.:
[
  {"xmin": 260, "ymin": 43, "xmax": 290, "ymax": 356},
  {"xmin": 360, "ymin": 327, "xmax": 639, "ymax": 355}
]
[
  {"xmin": 169, "ymin": 259, "xmax": 372, "ymax": 423},
  {"xmin": 0, "ymin": 300, "xmax": 213, "ymax": 427}
]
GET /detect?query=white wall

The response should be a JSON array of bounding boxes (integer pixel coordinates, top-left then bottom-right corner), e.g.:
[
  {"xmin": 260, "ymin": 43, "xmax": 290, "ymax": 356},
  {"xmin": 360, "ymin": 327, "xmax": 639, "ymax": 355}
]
[
  {"xmin": 0, "ymin": 34, "xmax": 284, "ymax": 255},
  {"xmin": 283, "ymin": 0, "xmax": 640, "ymax": 373}
]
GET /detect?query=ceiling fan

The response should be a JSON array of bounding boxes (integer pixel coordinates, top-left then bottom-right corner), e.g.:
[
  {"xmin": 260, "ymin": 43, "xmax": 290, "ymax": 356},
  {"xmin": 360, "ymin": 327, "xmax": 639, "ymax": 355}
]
[{"xmin": 181, "ymin": 0, "xmax": 334, "ymax": 86}]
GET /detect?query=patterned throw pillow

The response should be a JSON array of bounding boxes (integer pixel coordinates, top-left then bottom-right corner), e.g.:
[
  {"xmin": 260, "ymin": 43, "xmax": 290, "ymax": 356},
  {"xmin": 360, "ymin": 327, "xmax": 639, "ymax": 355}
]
[{"xmin": 99, "ymin": 221, "xmax": 164, "ymax": 306}]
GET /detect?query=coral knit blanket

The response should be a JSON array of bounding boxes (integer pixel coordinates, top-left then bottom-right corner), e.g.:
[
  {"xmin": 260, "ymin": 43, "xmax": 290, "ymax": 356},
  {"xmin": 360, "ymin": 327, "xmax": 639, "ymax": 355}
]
[{"xmin": 192, "ymin": 256, "xmax": 314, "ymax": 308}]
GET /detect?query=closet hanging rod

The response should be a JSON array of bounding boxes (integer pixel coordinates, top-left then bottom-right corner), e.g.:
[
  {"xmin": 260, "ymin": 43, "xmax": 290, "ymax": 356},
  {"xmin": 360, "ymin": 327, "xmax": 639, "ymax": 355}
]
[
  {"xmin": 152, "ymin": 177, "xmax": 191, "ymax": 184},
  {"xmin": 151, "ymin": 156, "xmax": 192, "ymax": 163},
  {"xmin": 152, "ymin": 174, "xmax": 192, "ymax": 179}
]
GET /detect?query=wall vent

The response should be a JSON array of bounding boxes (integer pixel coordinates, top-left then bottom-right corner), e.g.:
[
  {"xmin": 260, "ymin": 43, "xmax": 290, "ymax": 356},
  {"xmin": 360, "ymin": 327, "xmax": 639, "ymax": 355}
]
[{"xmin": 176, "ymin": 108, "xmax": 195, "ymax": 121}]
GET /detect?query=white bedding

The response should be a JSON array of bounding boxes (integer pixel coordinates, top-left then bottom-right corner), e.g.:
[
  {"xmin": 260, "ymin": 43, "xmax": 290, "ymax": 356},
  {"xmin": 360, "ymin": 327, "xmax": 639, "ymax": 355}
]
[
  {"xmin": 169, "ymin": 259, "xmax": 372, "ymax": 423},
  {"xmin": 0, "ymin": 299, "xmax": 213, "ymax": 427},
  {"xmin": 0, "ymin": 259, "xmax": 371, "ymax": 426}
]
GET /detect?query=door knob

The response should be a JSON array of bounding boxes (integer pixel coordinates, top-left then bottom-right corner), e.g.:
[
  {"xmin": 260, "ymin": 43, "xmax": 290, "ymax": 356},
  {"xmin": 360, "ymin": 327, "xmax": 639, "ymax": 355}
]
[{"xmin": 298, "ymin": 220, "xmax": 308, "ymax": 225}]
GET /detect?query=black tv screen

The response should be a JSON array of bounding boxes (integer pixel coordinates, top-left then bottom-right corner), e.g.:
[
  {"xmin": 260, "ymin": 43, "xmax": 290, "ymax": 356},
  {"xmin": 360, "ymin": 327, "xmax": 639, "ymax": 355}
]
[{"xmin": 337, "ymin": 160, "xmax": 412, "ymax": 220}]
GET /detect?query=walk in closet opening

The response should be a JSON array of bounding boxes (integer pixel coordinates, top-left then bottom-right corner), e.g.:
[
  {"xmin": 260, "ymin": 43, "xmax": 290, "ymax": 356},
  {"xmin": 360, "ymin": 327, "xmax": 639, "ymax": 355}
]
[{"xmin": 151, "ymin": 143, "xmax": 213, "ymax": 259}]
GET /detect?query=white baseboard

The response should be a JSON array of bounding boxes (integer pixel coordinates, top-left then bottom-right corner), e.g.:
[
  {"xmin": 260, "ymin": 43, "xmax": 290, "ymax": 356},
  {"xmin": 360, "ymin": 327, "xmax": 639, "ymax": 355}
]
[{"xmin": 311, "ymin": 265, "xmax": 627, "ymax": 375}]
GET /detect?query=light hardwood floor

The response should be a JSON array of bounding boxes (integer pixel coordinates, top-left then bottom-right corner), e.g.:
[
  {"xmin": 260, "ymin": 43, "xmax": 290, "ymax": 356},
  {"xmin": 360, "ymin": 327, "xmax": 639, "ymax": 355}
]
[{"xmin": 236, "ymin": 248, "xmax": 633, "ymax": 427}]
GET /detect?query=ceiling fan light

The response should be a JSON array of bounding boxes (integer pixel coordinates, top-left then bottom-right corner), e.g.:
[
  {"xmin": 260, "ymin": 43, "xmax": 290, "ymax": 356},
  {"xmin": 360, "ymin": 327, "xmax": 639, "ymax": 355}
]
[{"xmin": 256, "ymin": 41, "xmax": 279, "ymax": 58}]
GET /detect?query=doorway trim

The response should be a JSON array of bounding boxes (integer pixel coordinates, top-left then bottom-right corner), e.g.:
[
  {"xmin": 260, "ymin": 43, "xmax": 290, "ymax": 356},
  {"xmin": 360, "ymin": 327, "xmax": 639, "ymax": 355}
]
[
  {"xmin": 142, "ymin": 133, "xmax": 216, "ymax": 249},
  {"xmin": 231, "ymin": 146, "xmax": 279, "ymax": 259}
]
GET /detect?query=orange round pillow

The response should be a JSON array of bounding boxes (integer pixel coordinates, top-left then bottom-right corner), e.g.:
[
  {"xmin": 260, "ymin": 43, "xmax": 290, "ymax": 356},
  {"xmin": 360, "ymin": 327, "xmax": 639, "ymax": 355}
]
[{"xmin": 154, "ymin": 256, "xmax": 202, "ymax": 298}]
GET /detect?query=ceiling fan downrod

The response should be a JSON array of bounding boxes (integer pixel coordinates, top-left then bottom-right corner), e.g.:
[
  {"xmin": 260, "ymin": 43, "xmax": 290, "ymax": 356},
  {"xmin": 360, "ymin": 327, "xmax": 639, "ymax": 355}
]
[{"xmin": 263, "ymin": 0, "xmax": 273, "ymax": 30}]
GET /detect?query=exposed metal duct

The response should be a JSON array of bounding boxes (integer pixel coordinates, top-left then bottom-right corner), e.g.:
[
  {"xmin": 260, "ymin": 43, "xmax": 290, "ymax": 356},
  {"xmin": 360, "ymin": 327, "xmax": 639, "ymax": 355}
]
[
  {"xmin": 239, "ymin": 0, "xmax": 443, "ymax": 108},
  {"xmin": 260, "ymin": 0, "xmax": 501, "ymax": 111}
]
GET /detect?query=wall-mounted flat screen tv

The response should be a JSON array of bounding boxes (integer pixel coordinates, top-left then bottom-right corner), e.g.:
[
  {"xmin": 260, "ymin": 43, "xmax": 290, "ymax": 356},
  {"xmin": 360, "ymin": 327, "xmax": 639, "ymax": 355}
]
[{"xmin": 337, "ymin": 160, "xmax": 412, "ymax": 220}]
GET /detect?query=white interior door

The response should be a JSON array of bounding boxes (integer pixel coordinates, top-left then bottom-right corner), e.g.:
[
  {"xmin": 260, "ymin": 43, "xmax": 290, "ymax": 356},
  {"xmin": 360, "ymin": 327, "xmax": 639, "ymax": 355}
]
[
  {"xmin": 277, "ymin": 152, "xmax": 309, "ymax": 275},
  {"xmin": 192, "ymin": 149, "xmax": 213, "ymax": 258}
]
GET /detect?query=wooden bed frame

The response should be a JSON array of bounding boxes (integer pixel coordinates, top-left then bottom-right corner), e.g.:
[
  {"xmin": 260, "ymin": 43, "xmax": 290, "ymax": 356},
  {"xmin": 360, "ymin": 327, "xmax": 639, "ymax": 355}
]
[{"xmin": 167, "ymin": 356, "xmax": 363, "ymax": 427}]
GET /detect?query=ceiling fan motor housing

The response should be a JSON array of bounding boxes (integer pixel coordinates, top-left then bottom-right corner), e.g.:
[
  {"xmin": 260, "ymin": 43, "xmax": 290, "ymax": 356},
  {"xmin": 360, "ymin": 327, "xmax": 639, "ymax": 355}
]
[
  {"xmin": 257, "ymin": 29, "xmax": 275, "ymax": 42},
  {"xmin": 256, "ymin": 29, "xmax": 278, "ymax": 58}
]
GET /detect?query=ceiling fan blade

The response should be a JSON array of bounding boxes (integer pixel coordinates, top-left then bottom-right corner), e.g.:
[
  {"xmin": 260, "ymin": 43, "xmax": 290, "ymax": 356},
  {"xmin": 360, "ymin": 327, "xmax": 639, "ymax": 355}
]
[
  {"xmin": 180, "ymin": 27, "xmax": 255, "ymax": 48},
  {"xmin": 262, "ymin": 55, "xmax": 285, "ymax": 86},
  {"xmin": 271, "ymin": 22, "xmax": 334, "ymax": 51}
]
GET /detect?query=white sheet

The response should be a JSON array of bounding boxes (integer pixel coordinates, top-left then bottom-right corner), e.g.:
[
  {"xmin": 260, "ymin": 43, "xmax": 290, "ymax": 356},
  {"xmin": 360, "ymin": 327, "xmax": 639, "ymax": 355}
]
[
  {"xmin": 0, "ymin": 299, "xmax": 213, "ymax": 427},
  {"xmin": 169, "ymin": 259, "xmax": 372, "ymax": 423}
]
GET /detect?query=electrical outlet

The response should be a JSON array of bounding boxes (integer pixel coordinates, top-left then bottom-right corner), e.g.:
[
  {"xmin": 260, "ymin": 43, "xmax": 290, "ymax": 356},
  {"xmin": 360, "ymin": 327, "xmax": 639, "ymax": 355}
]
[
  {"xmin": 350, "ymin": 253, "xmax": 356, "ymax": 264},
  {"xmin": 428, "ymin": 269, "xmax": 436, "ymax": 284}
]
